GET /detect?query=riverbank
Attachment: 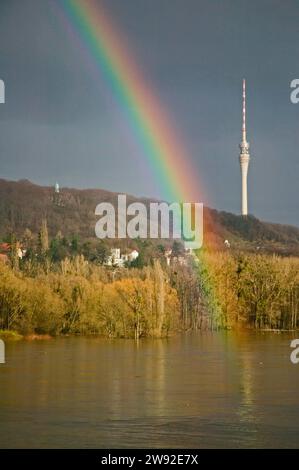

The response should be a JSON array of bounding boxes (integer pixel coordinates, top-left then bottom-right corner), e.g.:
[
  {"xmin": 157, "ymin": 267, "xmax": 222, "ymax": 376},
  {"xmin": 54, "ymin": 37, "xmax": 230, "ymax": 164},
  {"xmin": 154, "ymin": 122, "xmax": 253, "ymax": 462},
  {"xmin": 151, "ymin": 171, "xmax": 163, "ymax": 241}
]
[
  {"xmin": 0, "ymin": 258, "xmax": 201, "ymax": 339},
  {"xmin": 1, "ymin": 251, "xmax": 299, "ymax": 338},
  {"xmin": 0, "ymin": 329, "xmax": 23, "ymax": 340},
  {"xmin": 0, "ymin": 330, "xmax": 54, "ymax": 341}
]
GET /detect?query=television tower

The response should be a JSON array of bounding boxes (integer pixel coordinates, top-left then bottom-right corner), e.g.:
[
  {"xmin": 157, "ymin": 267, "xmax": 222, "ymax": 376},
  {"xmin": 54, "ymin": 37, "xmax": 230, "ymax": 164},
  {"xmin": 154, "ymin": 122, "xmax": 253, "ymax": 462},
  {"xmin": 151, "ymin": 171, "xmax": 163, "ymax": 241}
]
[{"xmin": 239, "ymin": 79, "xmax": 250, "ymax": 216}]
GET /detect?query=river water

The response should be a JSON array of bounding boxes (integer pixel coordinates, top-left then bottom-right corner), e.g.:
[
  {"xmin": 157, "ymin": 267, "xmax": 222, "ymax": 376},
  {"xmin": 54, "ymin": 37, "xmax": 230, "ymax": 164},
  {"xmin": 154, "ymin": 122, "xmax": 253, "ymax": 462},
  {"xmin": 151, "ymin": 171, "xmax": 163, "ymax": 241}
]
[{"xmin": 0, "ymin": 332, "xmax": 299, "ymax": 448}]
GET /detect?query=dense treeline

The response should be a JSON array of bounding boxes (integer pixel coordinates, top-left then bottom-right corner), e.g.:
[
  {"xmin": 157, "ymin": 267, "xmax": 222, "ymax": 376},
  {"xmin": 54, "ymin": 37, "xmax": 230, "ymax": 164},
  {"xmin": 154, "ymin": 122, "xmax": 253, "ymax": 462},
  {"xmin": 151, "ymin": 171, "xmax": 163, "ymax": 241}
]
[
  {"xmin": 0, "ymin": 256, "xmax": 204, "ymax": 338},
  {"xmin": 4, "ymin": 225, "xmax": 178, "ymax": 268},
  {"xmin": 2, "ymin": 250, "xmax": 299, "ymax": 337},
  {"xmin": 1, "ymin": 217, "xmax": 299, "ymax": 336},
  {"xmin": 200, "ymin": 251, "xmax": 299, "ymax": 330},
  {"xmin": 0, "ymin": 220, "xmax": 206, "ymax": 338}
]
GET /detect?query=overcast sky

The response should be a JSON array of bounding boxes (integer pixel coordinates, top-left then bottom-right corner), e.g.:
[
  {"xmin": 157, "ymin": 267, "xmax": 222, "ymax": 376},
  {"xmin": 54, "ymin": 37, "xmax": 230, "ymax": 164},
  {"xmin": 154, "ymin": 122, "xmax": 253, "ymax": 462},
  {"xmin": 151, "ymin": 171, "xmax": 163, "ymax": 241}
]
[{"xmin": 0, "ymin": 0, "xmax": 298, "ymax": 225}]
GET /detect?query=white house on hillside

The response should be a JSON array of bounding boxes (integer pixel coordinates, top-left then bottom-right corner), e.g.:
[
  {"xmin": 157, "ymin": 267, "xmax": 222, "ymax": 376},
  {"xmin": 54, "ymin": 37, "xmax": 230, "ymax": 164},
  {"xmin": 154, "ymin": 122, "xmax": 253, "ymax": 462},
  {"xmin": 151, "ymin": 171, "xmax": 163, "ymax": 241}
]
[{"xmin": 105, "ymin": 248, "xmax": 139, "ymax": 267}]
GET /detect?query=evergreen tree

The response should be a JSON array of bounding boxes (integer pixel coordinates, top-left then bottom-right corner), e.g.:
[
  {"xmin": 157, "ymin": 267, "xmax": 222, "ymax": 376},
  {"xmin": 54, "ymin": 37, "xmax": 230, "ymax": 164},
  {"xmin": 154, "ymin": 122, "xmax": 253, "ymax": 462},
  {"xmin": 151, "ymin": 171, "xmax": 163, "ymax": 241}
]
[{"xmin": 39, "ymin": 219, "xmax": 49, "ymax": 254}]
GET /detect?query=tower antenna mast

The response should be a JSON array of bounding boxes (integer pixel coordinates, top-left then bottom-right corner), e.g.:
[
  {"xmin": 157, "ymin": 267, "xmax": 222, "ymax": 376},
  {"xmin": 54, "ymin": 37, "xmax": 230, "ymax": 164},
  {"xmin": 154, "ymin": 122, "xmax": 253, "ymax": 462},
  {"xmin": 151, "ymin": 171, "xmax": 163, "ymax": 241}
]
[{"xmin": 239, "ymin": 79, "xmax": 250, "ymax": 216}]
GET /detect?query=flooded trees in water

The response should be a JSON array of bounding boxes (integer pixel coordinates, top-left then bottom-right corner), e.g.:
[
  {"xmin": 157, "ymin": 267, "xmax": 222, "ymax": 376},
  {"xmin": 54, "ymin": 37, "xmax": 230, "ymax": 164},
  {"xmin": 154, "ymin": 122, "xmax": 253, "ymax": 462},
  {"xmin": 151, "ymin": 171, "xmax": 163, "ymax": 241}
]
[
  {"xmin": 204, "ymin": 252, "xmax": 299, "ymax": 330},
  {"xmin": 1, "ymin": 250, "xmax": 299, "ymax": 337}
]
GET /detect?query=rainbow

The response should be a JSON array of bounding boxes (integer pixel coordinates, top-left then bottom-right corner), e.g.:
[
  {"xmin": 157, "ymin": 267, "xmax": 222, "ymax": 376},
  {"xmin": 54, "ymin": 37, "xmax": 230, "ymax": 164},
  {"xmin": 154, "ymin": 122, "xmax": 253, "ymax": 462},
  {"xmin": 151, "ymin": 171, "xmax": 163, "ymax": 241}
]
[
  {"xmin": 53, "ymin": 0, "xmax": 222, "ymax": 326},
  {"xmin": 55, "ymin": 0, "xmax": 206, "ymax": 205}
]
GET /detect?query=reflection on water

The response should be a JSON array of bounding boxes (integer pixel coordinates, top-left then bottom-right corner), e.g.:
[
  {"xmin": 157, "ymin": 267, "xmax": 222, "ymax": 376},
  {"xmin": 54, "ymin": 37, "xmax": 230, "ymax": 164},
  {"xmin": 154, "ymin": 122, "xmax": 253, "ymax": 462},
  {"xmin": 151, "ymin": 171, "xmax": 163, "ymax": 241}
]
[{"xmin": 0, "ymin": 331, "xmax": 299, "ymax": 448}]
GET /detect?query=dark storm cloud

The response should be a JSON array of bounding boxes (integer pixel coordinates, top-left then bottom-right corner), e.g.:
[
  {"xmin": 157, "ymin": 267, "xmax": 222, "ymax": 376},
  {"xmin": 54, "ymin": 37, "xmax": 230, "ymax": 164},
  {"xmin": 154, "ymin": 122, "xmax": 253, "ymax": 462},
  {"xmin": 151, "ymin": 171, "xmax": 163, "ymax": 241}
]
[{"xmin": 0, "ymin": 0, "xmax": 298, "ymax": 225}]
